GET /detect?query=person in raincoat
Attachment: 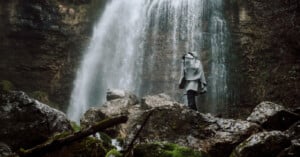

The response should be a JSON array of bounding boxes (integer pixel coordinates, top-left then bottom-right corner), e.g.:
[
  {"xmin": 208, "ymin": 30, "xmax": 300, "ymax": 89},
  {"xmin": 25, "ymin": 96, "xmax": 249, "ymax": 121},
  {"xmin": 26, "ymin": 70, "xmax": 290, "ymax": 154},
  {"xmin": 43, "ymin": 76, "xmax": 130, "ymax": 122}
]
[{"xmin": 179, "ymin": 51, "xmax": 207, "ymax": 110}]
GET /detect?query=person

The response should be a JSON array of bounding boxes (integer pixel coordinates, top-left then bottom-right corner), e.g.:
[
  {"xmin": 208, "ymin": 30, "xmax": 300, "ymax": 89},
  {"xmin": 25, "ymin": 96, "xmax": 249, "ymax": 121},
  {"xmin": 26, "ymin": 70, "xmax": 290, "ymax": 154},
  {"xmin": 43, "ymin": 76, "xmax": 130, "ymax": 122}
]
[{"xmin": 178, "ymin": 51, "xmax": 207, "ymax": 111}]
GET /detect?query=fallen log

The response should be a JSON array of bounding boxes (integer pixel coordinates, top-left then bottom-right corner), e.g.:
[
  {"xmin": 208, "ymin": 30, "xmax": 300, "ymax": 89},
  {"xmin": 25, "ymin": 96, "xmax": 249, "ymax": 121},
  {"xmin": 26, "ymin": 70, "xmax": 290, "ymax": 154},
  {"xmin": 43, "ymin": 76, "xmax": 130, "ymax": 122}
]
[
  {"xmin": 18, "ymin": 116, "xmax": 128, "ymax": 157},
  {"xmin": 122, "ymin": 110, "xmax": 153, "ymax": 157}
]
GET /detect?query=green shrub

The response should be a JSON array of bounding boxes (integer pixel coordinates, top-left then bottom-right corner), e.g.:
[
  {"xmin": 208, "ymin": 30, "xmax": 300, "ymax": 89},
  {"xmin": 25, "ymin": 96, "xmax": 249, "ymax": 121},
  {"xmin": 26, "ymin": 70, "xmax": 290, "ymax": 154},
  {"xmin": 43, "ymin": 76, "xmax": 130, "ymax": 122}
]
[
  {"xmin": 30, "ymin": 91, "xmax": 49, "ymax": 103},
  {"xmin": 0, "ymin": 80, "xmax": 14, "ymax": 92},
  {"xmin": 70, "ymin": 121, "xmax": 81, "ymax": 132},
  {"xmin": 105, "ymin": 149, "xmax": 122, "ymax": 157},
  {"xmin": 133, "ymin": 142, "xmax": 209, "ymax": 157}
]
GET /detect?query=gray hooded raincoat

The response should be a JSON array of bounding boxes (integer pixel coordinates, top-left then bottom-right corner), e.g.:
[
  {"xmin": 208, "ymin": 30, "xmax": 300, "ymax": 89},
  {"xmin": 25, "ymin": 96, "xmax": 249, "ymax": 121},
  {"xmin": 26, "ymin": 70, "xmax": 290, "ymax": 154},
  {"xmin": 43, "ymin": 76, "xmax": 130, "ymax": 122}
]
[{"xmin": 179, "ymin": 52, "xmax": 207, "ymax": 94}]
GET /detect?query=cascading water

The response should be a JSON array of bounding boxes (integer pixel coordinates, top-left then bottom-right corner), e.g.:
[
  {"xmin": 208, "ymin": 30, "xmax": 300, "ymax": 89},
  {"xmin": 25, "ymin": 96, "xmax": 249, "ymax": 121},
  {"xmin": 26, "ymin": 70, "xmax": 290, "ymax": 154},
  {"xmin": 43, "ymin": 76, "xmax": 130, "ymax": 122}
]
[
  {"xmin": 67, "ymin": 0, "xmax": 147, "ymax": 122},
  {"xmin": 67, "ymin": 0, "xmax": 229, "ymax": 122}
]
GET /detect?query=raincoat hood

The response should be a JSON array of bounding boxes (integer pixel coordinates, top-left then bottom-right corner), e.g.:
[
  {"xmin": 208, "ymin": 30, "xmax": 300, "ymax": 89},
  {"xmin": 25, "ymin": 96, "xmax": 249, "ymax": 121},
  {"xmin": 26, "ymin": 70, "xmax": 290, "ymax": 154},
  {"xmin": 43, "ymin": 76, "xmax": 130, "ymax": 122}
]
[{"xmin": 189, "ymin": 51, "xmax": 198, "ymax": 58}]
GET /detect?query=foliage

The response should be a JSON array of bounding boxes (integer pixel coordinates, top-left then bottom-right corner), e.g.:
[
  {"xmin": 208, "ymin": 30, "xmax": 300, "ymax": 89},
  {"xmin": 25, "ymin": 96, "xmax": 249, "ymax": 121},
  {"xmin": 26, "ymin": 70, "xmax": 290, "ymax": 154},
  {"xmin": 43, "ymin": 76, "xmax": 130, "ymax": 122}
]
[
  {"xmin": 70, "ymin": 121, "xmax": 81, "ymax": 132},
  {"xmin": 98, "ymin": 132, "xmax": 113, "ymax": 149},
  {"xmin": 29, "ymin": 90, "xmax": 61, "ymax": 109},
  {"xmin": 76, "ymin": 137, "xmax": 107, "ymax": 157},
  {"xmin": 52, "ymin": 131, "xmax": 72, "ymax": 140},
  {"xmin": 133, "ymin": 142, "xmax": 209, "ymax": 157},
  {"xmin": 0, "ymin": 80, "xmax": 14, "ymax": 92},
  {"xmin": 105, "ymin": 149, "xmax": 122, "ymax": 157},
  {"xmin": 30, "ymin": 91, "xmax": 49, "ymax": 103}
]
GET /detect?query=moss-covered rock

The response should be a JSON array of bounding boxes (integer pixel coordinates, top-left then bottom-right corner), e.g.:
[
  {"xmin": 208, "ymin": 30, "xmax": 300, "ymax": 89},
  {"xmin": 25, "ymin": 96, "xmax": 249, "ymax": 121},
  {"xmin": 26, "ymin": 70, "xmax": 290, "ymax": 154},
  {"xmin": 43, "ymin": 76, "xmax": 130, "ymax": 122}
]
[
  {"xmin": 30, "ymin": 91, "xmax": 50, "ymax": 103},
  {"xmin": 29, "ymin": 90, "xmax": 63, "ymax": 109},
  {"xmin": 41, "ymin": 121, "xmax": 115, "ymax": 157},
  {"xmin": 105, "ymin": 149, "xmax": 122, "ymax": 157},
  {"xmin": 0, "ymin": 91, "xmax": 72, "ymax": 151},
  {"xmin": 133, "ymin": 143, "xmax": 209, "ymax": 157},
  {"xmin": 76, "ymin": 137, "xmax": 108, "ymax": 156},
  {"xmin": 98, "ymin": 132, "xmax": 113, "ymax": 148},
  {"xmin": 0, "ymin": 80, "xmax": 14, "ymax": 92},
  {"xmin": 40, "ymin": 135, "xmax": 111, "ymax": 157},
  {"xmin": 70, "ymin": 121, "xmax": 81, "ymax": 132}
]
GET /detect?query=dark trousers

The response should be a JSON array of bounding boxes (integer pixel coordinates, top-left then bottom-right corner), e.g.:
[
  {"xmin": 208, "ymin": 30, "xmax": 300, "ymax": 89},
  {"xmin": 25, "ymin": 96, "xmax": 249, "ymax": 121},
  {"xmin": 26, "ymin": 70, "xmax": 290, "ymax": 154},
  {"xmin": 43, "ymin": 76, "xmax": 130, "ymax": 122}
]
[{"xmin": 187, "ymin": 90, "xmax": 197, "ymax": 111}]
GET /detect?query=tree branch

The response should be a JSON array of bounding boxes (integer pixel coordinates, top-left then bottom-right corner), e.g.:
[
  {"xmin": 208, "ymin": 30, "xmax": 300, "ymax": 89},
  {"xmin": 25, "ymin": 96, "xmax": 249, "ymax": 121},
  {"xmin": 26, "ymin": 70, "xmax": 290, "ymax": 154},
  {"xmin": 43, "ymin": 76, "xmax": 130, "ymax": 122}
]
[{"xmin": 18, "ymin": 116, "xmax": 128, "ymax": 157}]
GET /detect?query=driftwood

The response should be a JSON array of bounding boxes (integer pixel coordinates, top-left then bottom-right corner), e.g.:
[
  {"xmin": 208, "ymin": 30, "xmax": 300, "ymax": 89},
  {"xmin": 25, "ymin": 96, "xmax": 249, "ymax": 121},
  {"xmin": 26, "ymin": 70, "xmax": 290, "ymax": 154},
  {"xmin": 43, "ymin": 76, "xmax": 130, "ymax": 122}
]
[
  {"xmin": 122, "ymin": 110, "xmax": 153, "ymax": 157},
  {"xmin": 18, "ymin": 116, "xmax": 128, "ymax": 157}
]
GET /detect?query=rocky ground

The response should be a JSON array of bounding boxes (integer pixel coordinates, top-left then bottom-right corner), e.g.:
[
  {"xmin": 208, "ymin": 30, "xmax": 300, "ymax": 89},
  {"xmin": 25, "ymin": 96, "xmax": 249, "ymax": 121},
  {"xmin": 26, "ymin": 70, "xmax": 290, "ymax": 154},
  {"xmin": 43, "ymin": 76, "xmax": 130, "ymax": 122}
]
[{"xmin": 0, "ymin": 89, "xmax": 299, "ymax": 157}]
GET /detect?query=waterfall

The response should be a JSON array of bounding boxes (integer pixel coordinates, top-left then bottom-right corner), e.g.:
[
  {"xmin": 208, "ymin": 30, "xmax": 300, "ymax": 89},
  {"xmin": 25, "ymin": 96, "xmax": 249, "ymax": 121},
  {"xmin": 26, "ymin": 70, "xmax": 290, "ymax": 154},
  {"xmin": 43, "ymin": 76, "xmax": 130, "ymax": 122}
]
[
  {"xmin": 67, "ymin": 0, "xmax": 147, "ymax": 122},
  {"xmin": 67, "ymin": 0, "xmax": 229, "ymax": 122}
]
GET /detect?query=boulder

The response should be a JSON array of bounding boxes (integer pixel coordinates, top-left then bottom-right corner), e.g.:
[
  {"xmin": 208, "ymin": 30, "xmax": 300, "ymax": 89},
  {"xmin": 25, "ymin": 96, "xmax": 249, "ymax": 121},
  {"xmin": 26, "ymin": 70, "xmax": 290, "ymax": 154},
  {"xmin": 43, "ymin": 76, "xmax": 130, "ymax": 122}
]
[
  {"xmin": 247, "ymin": 101, "xmax": 300, "ymax": 131},
  {"xmin": 141, "ymin": 93, "xmax": 184, "ymax": 109},
  {"xmin": 0, "ymin": 142, "xmax": 13, "ymax": 157},
  {"xmin": 277, "ymin": 139, "xmax": 300, "ymax": 157},
  {"xmin": 81, "ymin": 93, "xmax": 261, "ymax": 157},
  {"xmin": 80, "ymin": 107, "xmax": 107, "ymax": 128},
  {"xmin": 80, "ymin": 90, "xmax": 139, "ymax": 131},
  {"xmin": 124, "ymin": 105, "xmax": 261, "ymax": 157},
  {"xmin": 292, "ymin": 107, "xmax": 300, "ymax": 115},
  {"xmin": 106, "ymin": 89, "xmax": 139, "ymax": 105},
  {"xmin": 81, "ymin": 94, "xmax": 261, "ymax": 157},
  {"xmin": 230, "ymin": 131, "xmax": 291, "ymax": 157},
  {"xmin": 285, "ymin": 122, "xmax": 300, "ymax": 140},
  {"xmin": 278, "ymin": 121, "xmax": 300, "ymax": 157},
  {"xmin": 80, "ymin": 98, "xmax": 136, "ymax": 128},
  {"xmin": 0, "ymin": 91, "xmax": 72, "ymax": 151}
]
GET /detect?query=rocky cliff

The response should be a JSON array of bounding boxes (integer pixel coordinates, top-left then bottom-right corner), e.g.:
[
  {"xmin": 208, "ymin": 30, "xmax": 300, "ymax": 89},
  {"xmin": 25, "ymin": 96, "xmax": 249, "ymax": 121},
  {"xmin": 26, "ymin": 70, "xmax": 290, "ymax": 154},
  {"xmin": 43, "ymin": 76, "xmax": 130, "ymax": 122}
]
[
  {"xmin": 0, "ymin": 0, "xmax": 299, "ymax": 116},
  {"xmin": 0, "ymin": 0, "xmax": 106, "ymax": 110},
  {"xmin": 225, "ymin": 0, "xmax": 300, "ymax": 116}
]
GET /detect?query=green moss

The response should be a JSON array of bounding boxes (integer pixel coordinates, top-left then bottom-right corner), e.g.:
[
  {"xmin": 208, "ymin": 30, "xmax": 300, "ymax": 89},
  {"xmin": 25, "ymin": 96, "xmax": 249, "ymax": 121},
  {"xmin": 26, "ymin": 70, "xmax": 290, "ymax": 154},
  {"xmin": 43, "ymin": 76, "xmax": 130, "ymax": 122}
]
[
  {"xmin": 70, "ymin": 121, "xmax": 81, "ymax": 132},
  {"xmin": 30, "ymin": 91, "xmax": 49, "ymax": 103},
  {"xmin": 134, "ymin": 143, "xmax": 209, "ymax": 157},
  {"xmin": 81, "ymin": 137, "xmax": 107, "ymax": 153},
  {"xmin": 19, "ymin": 148, "xmax": 26, "ymax": 154},
  {"xmin": 29, "ymin": 90, "xmax": 61, "ymax": 109},
  {"xmin": 18, "ymin": 131, "xmax": 115, "ymax": 157},
  {"xmin": 105, "ymin": 149, "xmax": 122, "ymax": 157},
  {"xmin": 35, "ymin": 136, "xmax": 106, "ymax": 157},
  {"xmin": 229, "ymin": 138, "xmax": 249, "ymax": 157},
  {"xmin": 19, "ymin": 132, "xmax": 112, "ymax": 157},
  {"xmin": 99, "ymin": 132, "xmax": 112, "ymax": 145},
  {"xmin": 71, "ymin": 137, "xmax": 108, "ymax": 157},
  {"xmin": 0, "ymin": 80, "xmax": 14, "ymax": 92},
  {"xmin": 52, "ymin": 131, "xmax": 72, "ymax": 140}
]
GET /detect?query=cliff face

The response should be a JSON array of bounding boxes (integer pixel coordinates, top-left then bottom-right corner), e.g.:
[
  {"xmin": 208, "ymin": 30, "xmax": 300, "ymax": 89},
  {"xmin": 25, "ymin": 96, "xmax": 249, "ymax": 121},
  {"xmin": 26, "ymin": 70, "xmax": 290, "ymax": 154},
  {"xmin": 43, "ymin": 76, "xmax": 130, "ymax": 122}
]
[
  {"xmin": 0, "ymin": 0, "xmax": 106, "ymax": 110},
  {"xmin": 225, "ymin": 0, "xmax": 300, "ymax": 116},
  {"xmin": 0, "ymin": 0, "xmax": 299, "ymax": 115}
]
